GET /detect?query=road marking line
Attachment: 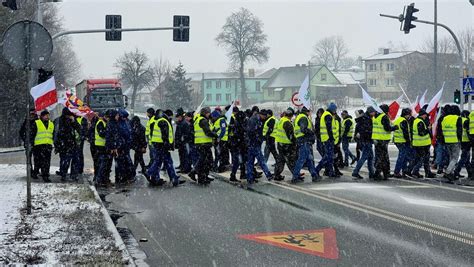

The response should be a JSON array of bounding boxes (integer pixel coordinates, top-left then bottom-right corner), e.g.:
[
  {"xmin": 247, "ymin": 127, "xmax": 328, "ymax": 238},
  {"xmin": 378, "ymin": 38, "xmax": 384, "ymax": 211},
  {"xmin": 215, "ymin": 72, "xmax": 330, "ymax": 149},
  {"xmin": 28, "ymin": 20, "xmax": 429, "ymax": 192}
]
[
  {"xmin": 308, "ymin": 184, "xmax": 433, "ymax": 191},
  {"xmin": 402, "ymin": 197, "xmax": 474, "ymax": 208},
  {"xmin": 389, "ymin": 177, "xmax": 474, "ymax": 195},
  {"xmin": 268, "ymin": 181, "xmax": 474, "ymax": 245}
]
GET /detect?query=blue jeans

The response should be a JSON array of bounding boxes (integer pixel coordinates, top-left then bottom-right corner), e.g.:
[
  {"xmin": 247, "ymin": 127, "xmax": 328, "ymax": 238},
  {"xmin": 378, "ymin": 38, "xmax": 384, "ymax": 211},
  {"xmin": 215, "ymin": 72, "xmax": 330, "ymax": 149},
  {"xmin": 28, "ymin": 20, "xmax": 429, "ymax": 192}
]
[
  {"xmin": 342, "ymin": 137, "xmax": 355, "ymax": 164},
  {"xmin": 59, "ymin": 150, "xmax": 80, "ymax": 178},
  {"xmin": 316, "ymin": 140, "xmax": 324, "ymax": 157},
  {"xmin": 315, "ymin": 141, "xmax": 334, "ymax": 176},
  {"xmin": 293, "ymin": 143, "xmax": 317, "ymax": 179},
  {"xmin": 352, "ymin": 142, "xmax": 374, "ymax": 176},
  {"xmin": 394, "ymin": 143, "xmax": 409, "ymax": 174},
  {"xmin": 246, "ymin": 145, "xmax": 271, "ymax": 182},
  {"xmin": 189, "ymin": 143, "xmax": 199, "ymax": 167},
  {"xmin": 455, "ymin": 144, "xmax": 471, "ymax": 174},
  {"xmin": 435, "ymin": 143, "xmax": 448, "ymax": 169},
  {"xmin": 147, "ymin": 147, "xmax": 179, "ymax": 183}
]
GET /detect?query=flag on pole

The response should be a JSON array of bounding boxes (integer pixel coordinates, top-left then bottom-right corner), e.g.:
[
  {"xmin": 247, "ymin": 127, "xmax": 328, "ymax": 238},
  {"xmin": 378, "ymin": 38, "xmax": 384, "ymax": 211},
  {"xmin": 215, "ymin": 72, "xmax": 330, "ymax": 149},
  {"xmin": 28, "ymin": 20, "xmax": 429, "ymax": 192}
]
[
  {"xmin": 298, "ymin": 74, "xmax": 311, "ymax": 109},
  {"xmin": 388, "ymin": 95, "xmax": 404, "ymax": 121},
  {"xmin": 225, "ymin": 101, "xmax": 234, "ymax": 124},
  {"xmin": 411, "ymin": 95, "xmax": 419, "ymax": 116},
  {"xmin": 427, "ymin": 83, "xmax": 444, "ymax": 125},
  {"xmin": 193, "ymin": 97, "xmax": 206, "ymax": 117},
  {"xmin": 63, "ymin": 91, "xmax": 94, "ymax": 118},
  {"xmin": 30, "ymin": 76, "xmax": 58, "ymax": 111},
  {"xmin": 359, "ymin": 85, "xmax": 383, "ymax": 113},
  {"xmin": 419, "ymin": 89, "xmax": 428, "ymax": 108}
]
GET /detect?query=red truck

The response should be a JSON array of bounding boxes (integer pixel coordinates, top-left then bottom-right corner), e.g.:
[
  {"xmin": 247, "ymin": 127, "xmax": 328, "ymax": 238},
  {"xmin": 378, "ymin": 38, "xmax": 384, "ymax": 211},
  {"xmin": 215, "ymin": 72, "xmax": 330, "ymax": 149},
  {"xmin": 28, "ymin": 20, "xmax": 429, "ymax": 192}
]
[{"xmin": 75, "ymin": 79, "xmax": 127, "ymax": 112}]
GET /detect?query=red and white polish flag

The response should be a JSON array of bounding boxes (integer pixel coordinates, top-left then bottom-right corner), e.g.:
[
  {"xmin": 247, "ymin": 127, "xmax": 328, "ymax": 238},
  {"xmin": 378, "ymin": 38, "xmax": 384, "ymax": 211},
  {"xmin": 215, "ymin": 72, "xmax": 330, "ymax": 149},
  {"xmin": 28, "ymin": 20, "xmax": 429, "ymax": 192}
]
[{"xmin": 30, "ymin": 76, "xmax": 58, "ymax": 111}]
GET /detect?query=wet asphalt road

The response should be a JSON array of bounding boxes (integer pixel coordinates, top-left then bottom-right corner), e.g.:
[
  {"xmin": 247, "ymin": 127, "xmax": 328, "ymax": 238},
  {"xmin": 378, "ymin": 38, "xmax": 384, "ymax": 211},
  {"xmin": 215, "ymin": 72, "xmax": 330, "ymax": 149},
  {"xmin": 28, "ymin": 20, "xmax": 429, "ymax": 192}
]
[{"xmin": 2, "ymin": 144, "xmax": 474, "ymax": 266}]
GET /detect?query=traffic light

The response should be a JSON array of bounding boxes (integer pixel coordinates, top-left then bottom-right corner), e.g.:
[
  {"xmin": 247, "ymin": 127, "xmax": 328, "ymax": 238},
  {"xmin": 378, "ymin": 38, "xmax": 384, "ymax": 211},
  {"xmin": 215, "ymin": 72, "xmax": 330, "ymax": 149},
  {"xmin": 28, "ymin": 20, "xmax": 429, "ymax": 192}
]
[
  {"xmin": 106, "ymin": 15, "xmax": 122, "ymax": 41},
  {"xmin": 454, "ymin": 90, "xmax": 461, "ymax": 104},
  {"xmin": 1, "ymin": 0, "xmax": 17, "ymax": 10},
  {"xmin": 173, "ymin": 15, "xmax": 189, "ymax": 42},
  {"xmin": 403, "ymin": 3, "xmax": 418, "ymax": 34},
  {"xmin": 38, "ymin": 68, "xmax": 53, "ymax": 84}
]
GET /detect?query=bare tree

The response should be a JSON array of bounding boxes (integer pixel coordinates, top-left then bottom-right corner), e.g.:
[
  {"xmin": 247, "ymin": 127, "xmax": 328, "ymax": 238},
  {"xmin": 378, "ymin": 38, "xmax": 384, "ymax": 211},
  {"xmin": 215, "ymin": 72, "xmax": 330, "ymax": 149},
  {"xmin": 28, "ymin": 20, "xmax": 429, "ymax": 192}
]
[
  {"xmin": 151, "ymin": 55, "xmax": 172, "ymax": 104},
  {"xmin": 312, "ymin": 35, "xmax": 348, "ymax": 70},
  {"xmin": 114, "ymin": 48, "xmax": 153, "ymax": 115},
  {"xmin": 216, "ymin": 7, "xmax": 269, "ymax": 107}
]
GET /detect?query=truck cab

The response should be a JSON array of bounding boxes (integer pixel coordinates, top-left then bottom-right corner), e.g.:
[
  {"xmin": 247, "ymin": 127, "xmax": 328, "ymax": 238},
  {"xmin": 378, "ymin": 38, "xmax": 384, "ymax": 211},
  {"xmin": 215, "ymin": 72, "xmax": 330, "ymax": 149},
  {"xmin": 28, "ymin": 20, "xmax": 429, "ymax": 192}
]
[{"xmin": 76, "ymin": 79, "xmax": 127, "ymax": 112}]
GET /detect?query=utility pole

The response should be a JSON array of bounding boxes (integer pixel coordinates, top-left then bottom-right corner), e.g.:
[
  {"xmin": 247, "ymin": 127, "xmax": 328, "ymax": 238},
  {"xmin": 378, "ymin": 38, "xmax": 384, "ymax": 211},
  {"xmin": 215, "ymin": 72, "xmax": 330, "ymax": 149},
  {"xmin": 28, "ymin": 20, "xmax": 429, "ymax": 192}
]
[{"xmin": 434, "ymin": 0, "xmax": 437, "ymax": 91}]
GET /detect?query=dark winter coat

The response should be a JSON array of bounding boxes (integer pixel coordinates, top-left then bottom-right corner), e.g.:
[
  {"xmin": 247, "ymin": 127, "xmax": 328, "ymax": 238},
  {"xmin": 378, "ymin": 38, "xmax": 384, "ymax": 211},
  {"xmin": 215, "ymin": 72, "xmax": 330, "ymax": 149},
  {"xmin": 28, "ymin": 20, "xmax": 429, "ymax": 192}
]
[
  {"xmin": 131, "ymin": 117, "xmax": 147, "ymax": 151},
  {"xmin": 175, "ymin": 120, "xmax": 187, "ymax": 148},
  {"xmin": 19, "ymin": 116, "xmax": 37, "ymax": 147},
  {"xmin": 229, "ymin": 112, "xmax": 247, "ymax": 149},
  {"xmin": 54, "ymin": 115, "xmax": 81, "ymax": 154},
  {"xmin": 246, "ymin": 114, "xmax": 264, "ymax": 147},
  {"xmin": 105, "ymin": 112, "xmax": 121, "ymax": 151},
  {"xmin": 354, "ymin": 113, "xmax": 372, "ymax": 143},
  {"xmin": 118, "ymin": 119, "xmax": 132, "ymax": 150}
]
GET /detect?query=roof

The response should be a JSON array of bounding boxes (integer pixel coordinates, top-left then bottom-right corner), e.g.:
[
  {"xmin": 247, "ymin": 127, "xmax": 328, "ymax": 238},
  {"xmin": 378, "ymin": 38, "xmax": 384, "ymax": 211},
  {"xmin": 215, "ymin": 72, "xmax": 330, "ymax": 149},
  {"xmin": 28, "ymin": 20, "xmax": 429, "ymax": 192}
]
[
  {"xmin": 202, "ymin": 72, "xmax": 240, "ymax": 79},
  {"xmin": 256, "ymin": 68, "xmax": 278, "ymax": 79},
  {"xmin": 263, "ymin": 65, "xmax": 323, "ymax": 89},
  {"xmin": 363, "ymin": 51, "xmax": 417, "ymax": 61},
  {"xmin": 333, "ymin": 73, "xmax": 359, "ymax": 85},
  {"xmin": 185, "ymin": 73, "xmax": 204, "ymax": 81}
]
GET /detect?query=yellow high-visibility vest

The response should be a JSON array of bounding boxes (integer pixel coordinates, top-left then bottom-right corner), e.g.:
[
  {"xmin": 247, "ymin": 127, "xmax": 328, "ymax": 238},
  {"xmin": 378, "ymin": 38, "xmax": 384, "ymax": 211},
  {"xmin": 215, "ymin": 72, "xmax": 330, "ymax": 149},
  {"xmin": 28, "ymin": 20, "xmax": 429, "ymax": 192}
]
[
  {"xmin": 320, "ymin": 111, "xmax": 334, "ymax": 142},
  {"xmin": 441, "ymin": 115, "xmax": 459, "ymax": 144},
  {"xmin": 151, "ymin": 118, "xmax": 174, "ymax": 144},
  {"xmin": 412, "ymin": 118, "xmax": 431, "ymax": 147},
  {"xmin": 213, "ymin": 117, "xmax": 228, "ymax": 141},
  {"xmin": 194, "ymin": 116, "xmax": 213, "ymax": 144},
  {"xmin": 274, "ymin": 117, "xmax": 292, "ymax": 144},
  {"xmin": 333, "ymin": 118, "xmax": 340, "ymax": 144},
  {"xmin": 34, "ymin": 119, "xmax": 54, "ymax": 146},
  {"xmin": 263, "ymin": 116, "xmax": 276, "ymax": 137},
  {"xmin": 393, "ymin": 117, "xmax": 407, "ymax": 143},
  {"xmin": 94, "ymin": 119, "xmax": 106, "ymax": 147},
  {"xmin": 372, "ymin": 113, "xmax": 392, "ymax": 141},
  {"xmin": 342, "ymin": 118, "xmax": 354, "ymax": 139},
  {"xmin": 294, "ymin": 113, "xmax": 312, "ymax": 138},
  {"xmin": 469, "ymin": 111, "xmax": 474, "ymax": 135}
]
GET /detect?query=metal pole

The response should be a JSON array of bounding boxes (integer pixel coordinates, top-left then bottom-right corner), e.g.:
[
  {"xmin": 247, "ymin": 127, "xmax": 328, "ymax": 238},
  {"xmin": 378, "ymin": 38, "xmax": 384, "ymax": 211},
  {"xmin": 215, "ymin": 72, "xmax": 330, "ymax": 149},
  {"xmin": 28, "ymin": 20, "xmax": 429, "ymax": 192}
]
[
  {"xmin": 434, "ymin": 0, "xmax": 437, "ymax": 93},
  {"xmin": 380, "ymin": 14, "xmax": 465, "ymax": 110},
  {"xmin": 25, "ymin": 21, "xmax": 33, "ymax": 215},
  {"xmin": 52, "ymin": 26, "xmax": 189, "ymax": 40}
]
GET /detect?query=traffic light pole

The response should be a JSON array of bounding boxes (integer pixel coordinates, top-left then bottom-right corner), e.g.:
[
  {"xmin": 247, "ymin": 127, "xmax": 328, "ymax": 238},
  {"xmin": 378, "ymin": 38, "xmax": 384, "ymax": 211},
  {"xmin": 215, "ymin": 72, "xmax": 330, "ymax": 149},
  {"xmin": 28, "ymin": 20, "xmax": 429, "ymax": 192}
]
[
  {"xmin": 52, "ymin": 26, "xmax": 190, "ymax": 40},
  {"xmin": 380, "ymin": 13, "xmax": 467, "ymax": 110}
]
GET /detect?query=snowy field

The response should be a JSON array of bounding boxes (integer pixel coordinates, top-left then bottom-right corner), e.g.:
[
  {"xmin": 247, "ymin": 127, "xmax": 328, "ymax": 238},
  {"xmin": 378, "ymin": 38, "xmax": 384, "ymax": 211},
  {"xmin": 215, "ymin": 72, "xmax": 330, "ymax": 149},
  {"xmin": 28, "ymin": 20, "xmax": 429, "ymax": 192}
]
[{"xmin": 0, "ymin": 164, "xmax": 129, "ymax": 265}]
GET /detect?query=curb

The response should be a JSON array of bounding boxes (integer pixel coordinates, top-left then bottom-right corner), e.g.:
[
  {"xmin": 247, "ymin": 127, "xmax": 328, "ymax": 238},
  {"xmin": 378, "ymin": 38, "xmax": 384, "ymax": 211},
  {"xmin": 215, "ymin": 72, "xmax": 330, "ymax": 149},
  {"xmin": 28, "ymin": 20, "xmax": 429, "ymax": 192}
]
[
  {"xmin": 88, "ymin": 184, "xmax": 136, "ymax": 266},
  {"xmin": 0, "ymin": 148, "xmax": 25, "ymax": 154}
]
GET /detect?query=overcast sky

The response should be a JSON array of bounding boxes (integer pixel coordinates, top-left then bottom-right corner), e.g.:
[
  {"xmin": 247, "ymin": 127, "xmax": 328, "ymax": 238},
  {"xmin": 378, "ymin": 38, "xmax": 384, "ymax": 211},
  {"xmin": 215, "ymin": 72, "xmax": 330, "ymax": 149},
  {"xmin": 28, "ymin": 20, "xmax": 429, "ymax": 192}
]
[{"xmin": 56, "ymin": 0, "xmax": 473, "ymax": 81}]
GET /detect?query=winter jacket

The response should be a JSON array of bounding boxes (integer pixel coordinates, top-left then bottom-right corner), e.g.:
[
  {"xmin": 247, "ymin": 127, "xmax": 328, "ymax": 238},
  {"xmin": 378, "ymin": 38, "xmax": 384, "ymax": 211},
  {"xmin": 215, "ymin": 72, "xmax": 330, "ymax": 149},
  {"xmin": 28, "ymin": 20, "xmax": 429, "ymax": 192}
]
[
  {"xmin": 19, "ymin": 116, "xmax": 37, "ymax": 147},
  {"xmin": 131, "ymin": 120, "xmax": 147, "ymax": 151},
  {"xmin": 354, "ymin": 113, "xmax": 372, "ymax": 143},
  {"xmin": 247, "ymin": 114, "xmax": 264, "ymax": 147},
  {"xmin": 105, "ymin": 117, "xmax": 121, "ymax": 152},
  {"xmin": 175, "ymin": 120, "xmax": 188, "ymax": 148},
  {"xmin": 54, "ymin": 115, "xmax": 81, "ymax": 154}
]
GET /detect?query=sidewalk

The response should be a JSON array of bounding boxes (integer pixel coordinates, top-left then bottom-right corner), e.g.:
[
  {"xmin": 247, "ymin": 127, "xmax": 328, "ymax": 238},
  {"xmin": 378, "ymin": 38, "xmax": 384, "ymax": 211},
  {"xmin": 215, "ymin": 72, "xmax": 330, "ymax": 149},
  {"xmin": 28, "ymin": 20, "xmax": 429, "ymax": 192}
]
[{"xmin": 0, "ymin": 164, "xmax": 130, "ymax": 265}]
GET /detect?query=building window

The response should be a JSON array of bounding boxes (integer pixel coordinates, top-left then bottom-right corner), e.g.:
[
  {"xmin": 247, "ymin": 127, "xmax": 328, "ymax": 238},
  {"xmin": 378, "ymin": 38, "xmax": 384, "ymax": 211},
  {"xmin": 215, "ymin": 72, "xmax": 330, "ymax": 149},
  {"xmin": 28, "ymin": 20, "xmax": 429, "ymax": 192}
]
[
  {"xmin": 368, "ymin": 64, "xmax": 377, "ymax": 72},
  {"xmin": 268, "ymin": 89, "xmax": 274, "ymax": 96},
  {"xmin": 369, "ymin": 79, "xmax": 377, "ymax": 86},
  {"xmin": 206, "ymin": 94, "xmax": 212, "ymax": 101},
  {"xmin": 386, "ymin": 78, "xmax": 394, "ymax": 86},
  {"xmin": 216, "ymin": 81, "xmax": 221, "ymax": 89},
  {"xmin": 206, "ymin": 81, "xmax": 211, "ymax": 89},
  {"xmin": 321, "ymin": 73, "xmax": 327, "ymax": 81},
  {"xmin": 226, "ymin": 93, "xmax": 231, "ymax": 101},
  {"xmin": 256, "ymin": 81, "xmax": 261, "ymax": 92},
  {"xmin": 379, "ymin": 63, "xmax": 382, "ymax": 69},
  {"xmin": 216, "ymin": 94, "xmax": 222, "ymax": 101},
  {"xmin": 386, "ymin": 63, "xmax": 395, "ymax": 71},
  {"xmin": 226, "ymin": 81, "xmax": 231, "ymax": 88}
]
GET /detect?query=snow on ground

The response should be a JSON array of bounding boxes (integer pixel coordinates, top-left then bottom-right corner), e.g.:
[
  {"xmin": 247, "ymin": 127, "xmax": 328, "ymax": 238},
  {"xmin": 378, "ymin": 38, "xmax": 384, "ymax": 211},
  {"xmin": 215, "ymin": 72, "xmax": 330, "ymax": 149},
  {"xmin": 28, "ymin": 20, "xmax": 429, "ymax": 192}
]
[
  {"xmin": 0, "ymin": 146, "xmax": 24, "ymax": 153},
  {"xmin": 0, "ymin": 164, "xmax": 129, "ymax": 265}
]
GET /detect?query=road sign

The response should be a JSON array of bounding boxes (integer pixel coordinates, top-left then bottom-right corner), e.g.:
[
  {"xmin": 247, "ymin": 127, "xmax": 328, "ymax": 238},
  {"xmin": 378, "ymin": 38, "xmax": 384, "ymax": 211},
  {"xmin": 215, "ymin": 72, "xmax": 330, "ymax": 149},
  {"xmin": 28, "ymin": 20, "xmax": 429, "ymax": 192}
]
[
  {"xmin": 462, "ymin": 77, "xmax": 474, "ymax": 95},
  {"xmin": 238, "ymin": 228, "xmax": 339, "ymax": 259},
  {"xmin": 1, "ymin": 20, "xmax": 53, "ymax": 70},
  {"xmin": 291, "ymin": 92, "xmax": 303, "ymax": 107}
]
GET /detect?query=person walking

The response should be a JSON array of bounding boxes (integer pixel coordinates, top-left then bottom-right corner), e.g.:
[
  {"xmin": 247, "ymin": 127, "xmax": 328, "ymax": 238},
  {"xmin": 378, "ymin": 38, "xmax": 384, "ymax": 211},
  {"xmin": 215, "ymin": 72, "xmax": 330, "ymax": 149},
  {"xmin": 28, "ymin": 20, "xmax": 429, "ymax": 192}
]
[
  {"xmin": 341, "ymin": 110, "xmax": 356, "ymax": 167},
  {"xmin": 229, "ymin": 109, "xmax": 248, "ymax": 182},
  {"xmin": 441, "ymin": 105, "xmax": 462, "ymax": 180},
  {"xmin": 115, "ymin": 109, "xmax": 136, "ymax": 184},
  {"xmin": 31, "ymin": 110, "xmax": 54, "ymax": 182},
  {"xmin": 263, "ymin": 109, "xmax": 278, "ymax": 164},
  {"xmin": 409, "ymin": 110, "xmax": 435, "ymax": 178},
  {"xmin": 314, "ymin": 108, "xmax": 325, "ymax": 157},
  {"xmin": 273, "ymin": 108, "xmax": 296, "ymax": 181},
  {"xmin": 212, "ymin": 109, "xmax": 230, "ymax": 172},
  {"xmin": 246, "ymin": 109, "xmax": 273, "ymax": 184},
  {"xmin": 315, "ymin": 103, "xmax": 338, "ymax": 178},
  {"xmin": 54, "ymin": 107, "xmax": 81, "ymax": 181},
  {"xmin": 454, "ymin": 110, "xmax": 471, "ymax": 178},
  {"xmin": 76, "ymin": 115, "xmax": 88, "ymax": 174},
  {"xmin": 292, "ymin": 107, "xmax": 319, "ymax": 182},
  {"xmin": 352, "ymin": 107, "xmax": 376, "ymax": 179},
  {"xmin": 145, "ymin": 107, "xmax": 156, "ymax": 167},
  {"xmin": 131, "ymin": 116, "xmax": 147, "ymax": 176},
  {"xmin": 393, "ymin": 108, "xmax": 412, "ymax": 178},
  {"xmin": 94, "ymin": 111, "xmax": 112, "ymax": 186},
  {"xmin": 372, "ymin": 104, "xmax": 397, "ymax": 180}
]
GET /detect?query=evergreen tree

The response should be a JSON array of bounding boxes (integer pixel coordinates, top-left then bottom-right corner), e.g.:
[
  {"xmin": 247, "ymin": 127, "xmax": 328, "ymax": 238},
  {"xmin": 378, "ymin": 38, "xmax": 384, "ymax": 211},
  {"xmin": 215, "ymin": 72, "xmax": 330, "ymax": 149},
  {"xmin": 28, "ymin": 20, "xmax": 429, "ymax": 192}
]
[{"xmin": 164, "ymin": 63, "xmax": 192, "ymax": 110}]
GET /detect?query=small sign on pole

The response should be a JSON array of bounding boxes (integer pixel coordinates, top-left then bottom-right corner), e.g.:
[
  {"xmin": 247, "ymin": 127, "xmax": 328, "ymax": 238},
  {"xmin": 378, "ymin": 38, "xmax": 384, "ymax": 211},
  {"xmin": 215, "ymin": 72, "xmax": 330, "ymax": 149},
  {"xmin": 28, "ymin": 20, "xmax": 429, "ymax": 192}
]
[
  {"xmin": 291, "ymin": 92, "xmax": 303, "ymax": 107},
  {"xmin": 462, "ymin": 77, "xmax": 474, "ymax": 95}
]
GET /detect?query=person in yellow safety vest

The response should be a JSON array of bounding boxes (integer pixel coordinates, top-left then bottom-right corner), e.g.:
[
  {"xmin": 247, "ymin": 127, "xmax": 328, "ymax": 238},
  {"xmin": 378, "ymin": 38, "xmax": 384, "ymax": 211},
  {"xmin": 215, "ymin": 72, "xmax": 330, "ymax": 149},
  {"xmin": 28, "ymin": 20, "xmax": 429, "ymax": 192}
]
[
  {"xmin": 352, "ymin": 107, "xmax": 376, "ymax": 179},
  {"xmin": 263, "ymin": 109, "xmax": 279, "ymax": 164},
  {"xmin": 315, "ymin": 103, "xmax": 338, "ymax": 178},
  {"xmin": 441, "ymin": 105, "xmax": 463, "ymax": 180},
  {"xmin": 409, "ymin": 110, "xmax": 436, "ymax": 178},
  {"xmin": 292, "ymin": 106, "xmax": 320, "ymax": 183},
  {"xmin": 273, "ymin": 108, "xmax": 297, "ymax": 181},
  {"xmin": 31, "ymin": 110, "xmax": 54, "ymax": 182},
  {"xmin": 94, "ymin": 111, "xmax": 112, "ymax": 186},
  {"xmin": 454, "ymin": 110, "xmax": 472, "ymax": 178},
  {"xmin": 392, "ymin": 108, "xmax": 413, "ymax": 178},
  {"xmin": 189, "ymin": 107, "xmax": 218, "ymax": 184},
  {"xmin": 341, "ymin": 110, "xmax": 356, "ymax": 166},
  {"xmin": 145, "ymin": 107, "xmax": 156, "ymax": 167},
  {"xmin": 211, "ymin": 108, "xmax": 230, "ymax": 172},
  {"xmin": 372, "ymin": 104, "xmax": 398, "ymax": 180},
  {"xmin": 76, "ymin": 115, "xmax": 88, "ymax": 175},
  {"xmin": 332, "ymin": 113, "xmax": 344, "ymax": 177}
]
